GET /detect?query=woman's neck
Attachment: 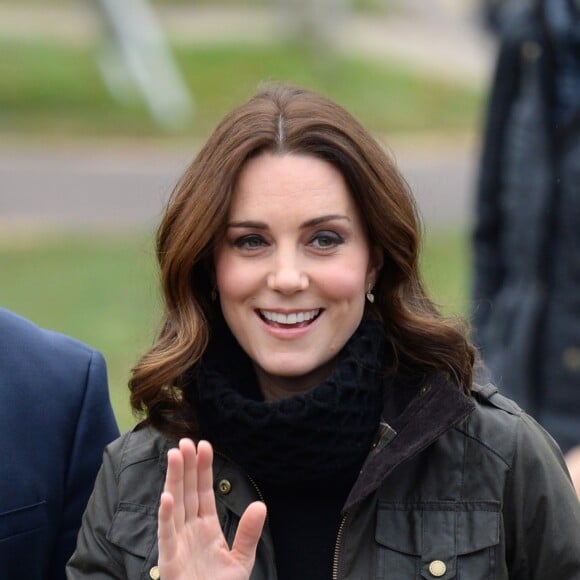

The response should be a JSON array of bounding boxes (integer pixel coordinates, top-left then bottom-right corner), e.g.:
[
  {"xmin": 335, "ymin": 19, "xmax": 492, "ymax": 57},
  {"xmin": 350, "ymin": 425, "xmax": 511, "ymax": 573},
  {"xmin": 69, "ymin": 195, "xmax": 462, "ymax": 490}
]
[{"xmin": 254, "ymin": 358, "xmax": 339, "ymax": 401}]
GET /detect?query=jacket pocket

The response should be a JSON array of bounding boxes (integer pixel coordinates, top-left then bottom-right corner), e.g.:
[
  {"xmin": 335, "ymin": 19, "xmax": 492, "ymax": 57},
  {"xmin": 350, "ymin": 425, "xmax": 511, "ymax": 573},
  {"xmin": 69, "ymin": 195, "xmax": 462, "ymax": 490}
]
[
  {"xmin": 0, "ymin": 500, "xmax": 47, "ymax": 542},
  {"xmin": 107, "ymin": 501, "xmax": 158, "ymax": 558},
  {"xmin": 375, "ymin": 501, "xmax": 500, "ymax": 580}
]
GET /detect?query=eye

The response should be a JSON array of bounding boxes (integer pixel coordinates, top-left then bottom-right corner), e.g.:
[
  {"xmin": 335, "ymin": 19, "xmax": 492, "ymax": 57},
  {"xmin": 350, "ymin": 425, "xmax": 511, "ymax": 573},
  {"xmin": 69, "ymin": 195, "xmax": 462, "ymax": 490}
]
[
  {"xmin": 233, "ymin": 234, "xmax": 267, "ymax": 250},
  {"xmin": 310, "ymin": 231, "xmax": 344, "ymax": 249}
]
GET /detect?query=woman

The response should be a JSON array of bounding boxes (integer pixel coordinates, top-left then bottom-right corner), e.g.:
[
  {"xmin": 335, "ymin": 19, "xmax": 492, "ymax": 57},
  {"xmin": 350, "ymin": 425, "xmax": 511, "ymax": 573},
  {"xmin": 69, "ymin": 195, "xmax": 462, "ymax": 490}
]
[{"xmin": 68, "ymin": 84, "xmax": 580, "ymax": 579}]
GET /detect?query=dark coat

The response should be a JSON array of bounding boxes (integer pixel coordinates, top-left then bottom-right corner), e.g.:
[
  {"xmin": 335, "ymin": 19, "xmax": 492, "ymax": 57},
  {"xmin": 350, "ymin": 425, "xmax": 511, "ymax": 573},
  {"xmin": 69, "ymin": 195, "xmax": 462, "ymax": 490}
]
[
  {"xmin": 0, "ymin": 308, "xmax": 120, "ymax": 579},
  {"xmin": 67, "ymin": 374, "xmax": 580, "ymax": 579},
  {"xmin": 472, "ymin": 0, "xmax": 580, "ymax": 452}
]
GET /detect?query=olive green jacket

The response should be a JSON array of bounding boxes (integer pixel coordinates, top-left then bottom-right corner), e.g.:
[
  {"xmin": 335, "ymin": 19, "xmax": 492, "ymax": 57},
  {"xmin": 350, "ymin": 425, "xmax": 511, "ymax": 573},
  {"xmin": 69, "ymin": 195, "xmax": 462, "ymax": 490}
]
[{"xmin": 67, "ymin": 376, "xmax": 580, "ymax": 579}]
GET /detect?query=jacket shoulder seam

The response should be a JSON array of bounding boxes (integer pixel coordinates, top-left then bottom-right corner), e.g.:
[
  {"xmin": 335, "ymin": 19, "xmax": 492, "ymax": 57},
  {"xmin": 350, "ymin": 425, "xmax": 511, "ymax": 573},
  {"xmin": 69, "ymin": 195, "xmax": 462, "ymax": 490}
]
[
  {"xmin": 114, "ymin": 428, "xmax": 170, "ymax": 478},
  {"xmin": 454, "ymin": 425, "xmax": 512, "ymax": 468}
]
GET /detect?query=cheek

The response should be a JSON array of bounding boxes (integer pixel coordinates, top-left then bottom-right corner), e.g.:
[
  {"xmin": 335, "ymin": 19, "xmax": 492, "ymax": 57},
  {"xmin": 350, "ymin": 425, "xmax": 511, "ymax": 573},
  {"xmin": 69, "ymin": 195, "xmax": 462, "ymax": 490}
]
[
  {"xmin": 214, "ymin": 257, "xmax": 266, "ymax": 319},
  {"xmin": 215, "ymin": 253, "xmax": 250, "ymax": 298},
  {"xmin": 316, "ymin": 263, "xmax": 369, "ymax": 302}
]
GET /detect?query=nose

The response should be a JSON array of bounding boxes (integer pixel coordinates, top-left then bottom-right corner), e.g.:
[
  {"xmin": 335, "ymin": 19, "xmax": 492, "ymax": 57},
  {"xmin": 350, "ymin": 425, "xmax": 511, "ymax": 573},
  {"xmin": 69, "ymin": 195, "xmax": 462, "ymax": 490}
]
[{"xmin": 266, "ymin": 251, "xmax": 309, "ymax": 294}]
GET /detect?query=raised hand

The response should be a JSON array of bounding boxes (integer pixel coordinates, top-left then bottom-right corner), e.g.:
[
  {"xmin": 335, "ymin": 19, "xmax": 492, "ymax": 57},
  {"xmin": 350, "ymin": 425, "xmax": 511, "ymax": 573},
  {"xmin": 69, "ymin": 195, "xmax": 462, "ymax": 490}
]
[{"xmin": 158, "ymin": 439, "xmax": 267, "ymax": 580}]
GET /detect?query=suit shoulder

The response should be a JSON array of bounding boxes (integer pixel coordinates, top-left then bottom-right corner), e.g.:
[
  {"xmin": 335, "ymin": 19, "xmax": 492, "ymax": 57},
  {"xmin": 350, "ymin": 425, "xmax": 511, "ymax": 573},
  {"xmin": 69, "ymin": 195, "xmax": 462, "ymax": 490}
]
[
  {"xmin": 0, "ymin": 310, "xmax": 111, "ymax": 429},
  {"xmin": 0, "ymin": 308, "xmax": 97, "ymax": 359}
]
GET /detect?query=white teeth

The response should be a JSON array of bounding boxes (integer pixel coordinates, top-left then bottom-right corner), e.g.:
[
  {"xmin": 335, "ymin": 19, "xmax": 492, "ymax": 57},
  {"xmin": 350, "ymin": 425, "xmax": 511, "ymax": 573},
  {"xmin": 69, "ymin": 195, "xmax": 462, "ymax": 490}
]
[{"xmin": 260, "ymin": 309, "xmax": 320, "ymax": 325}]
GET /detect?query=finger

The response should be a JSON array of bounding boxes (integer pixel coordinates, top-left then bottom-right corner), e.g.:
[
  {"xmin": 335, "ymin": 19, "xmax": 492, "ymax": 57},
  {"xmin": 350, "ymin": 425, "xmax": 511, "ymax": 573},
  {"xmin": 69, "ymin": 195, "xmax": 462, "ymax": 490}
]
[
  {"xmin": 180, "ymin": 438, "xmax": 199, "ymax": 520},
  {"xmin": 196, "ymin": 440, "xmax": 217, "ymax": 518},
  {"xmin": 158, "ymin": 491, "xmax": 178, "ymax": 562},
  {"xmin": 231, "ymin": 501, "xmax": 267, "ymax": 569},
  {"xmin": 164, "ymin": 448, "xmax": 186, "ymax": 530}
]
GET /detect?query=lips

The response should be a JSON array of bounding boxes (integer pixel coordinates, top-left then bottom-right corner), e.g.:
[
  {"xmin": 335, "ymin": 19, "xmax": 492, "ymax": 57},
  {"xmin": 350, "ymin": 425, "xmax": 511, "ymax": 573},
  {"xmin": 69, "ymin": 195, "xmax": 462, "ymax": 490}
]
[{"xmin": 258, "ymin": 308, "xmax": 321, "ymax": 327}]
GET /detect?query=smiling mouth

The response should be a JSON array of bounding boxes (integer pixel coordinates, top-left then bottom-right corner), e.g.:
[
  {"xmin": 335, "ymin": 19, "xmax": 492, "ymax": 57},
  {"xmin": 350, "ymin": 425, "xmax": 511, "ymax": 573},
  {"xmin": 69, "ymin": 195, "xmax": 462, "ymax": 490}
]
[{"xmin": 258, "ymin": 308, "xmax": 321, "ymax": 328}]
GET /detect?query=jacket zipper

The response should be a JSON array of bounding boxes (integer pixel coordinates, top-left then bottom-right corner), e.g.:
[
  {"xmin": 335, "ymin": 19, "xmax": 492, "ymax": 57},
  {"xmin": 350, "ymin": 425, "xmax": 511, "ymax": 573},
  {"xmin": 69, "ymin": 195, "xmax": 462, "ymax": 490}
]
[
  {"xmin": 246, "ymin": 472, "xmax": 266, "ymax": 504},
  {"xmin": 332, "ymin": 512, "xmax": 349, "ymax": 580},
  {"xmin": 332, "ymin": 422, "xmax": 395, "ymax": 579}
]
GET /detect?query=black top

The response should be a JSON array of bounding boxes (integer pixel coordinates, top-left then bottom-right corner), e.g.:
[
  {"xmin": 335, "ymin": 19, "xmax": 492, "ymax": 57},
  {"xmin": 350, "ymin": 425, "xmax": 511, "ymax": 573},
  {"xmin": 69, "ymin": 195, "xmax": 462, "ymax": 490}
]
[{"xmin": 259, "ymin": 474, "xmax": 357, "ymax": 580}]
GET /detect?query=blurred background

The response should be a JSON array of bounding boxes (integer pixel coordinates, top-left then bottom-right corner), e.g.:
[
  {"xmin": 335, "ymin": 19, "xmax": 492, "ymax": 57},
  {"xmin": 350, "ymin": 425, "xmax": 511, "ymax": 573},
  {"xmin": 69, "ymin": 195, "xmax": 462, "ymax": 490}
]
[{"xmin": 0, "ymin": 0, "xmax": 496, "ymax": 431}]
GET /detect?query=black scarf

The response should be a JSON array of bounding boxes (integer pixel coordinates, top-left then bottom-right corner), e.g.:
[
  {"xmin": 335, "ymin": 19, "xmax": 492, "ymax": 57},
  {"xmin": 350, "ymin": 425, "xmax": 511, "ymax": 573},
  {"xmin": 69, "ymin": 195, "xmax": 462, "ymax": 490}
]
[{"xmin": 192, "ymin": 317, "xmax": 388, "ymax": 485}]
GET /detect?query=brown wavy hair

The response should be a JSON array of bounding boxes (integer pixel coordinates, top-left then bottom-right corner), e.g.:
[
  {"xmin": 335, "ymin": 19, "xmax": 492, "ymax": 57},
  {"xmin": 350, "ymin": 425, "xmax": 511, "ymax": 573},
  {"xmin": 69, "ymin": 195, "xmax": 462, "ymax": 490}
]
[{"xmin": 129, "ymin": 83, "xmax": 475, "ymax": 439}]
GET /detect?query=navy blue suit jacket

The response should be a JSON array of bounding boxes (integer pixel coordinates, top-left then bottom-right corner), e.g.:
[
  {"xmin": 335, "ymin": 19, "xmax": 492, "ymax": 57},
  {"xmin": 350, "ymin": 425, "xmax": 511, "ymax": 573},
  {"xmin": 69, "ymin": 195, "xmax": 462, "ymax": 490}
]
[{"xmin": 0, "ymin": 308, "xmax": 120, "ymax": 578}]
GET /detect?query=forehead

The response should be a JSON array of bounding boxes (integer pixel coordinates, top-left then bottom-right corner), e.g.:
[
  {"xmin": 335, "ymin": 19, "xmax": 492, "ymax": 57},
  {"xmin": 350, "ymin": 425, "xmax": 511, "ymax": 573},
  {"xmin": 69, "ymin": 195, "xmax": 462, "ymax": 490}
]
[{"xmin": 229, "ymin": 152, "xmax": 358, "ymax": 217}]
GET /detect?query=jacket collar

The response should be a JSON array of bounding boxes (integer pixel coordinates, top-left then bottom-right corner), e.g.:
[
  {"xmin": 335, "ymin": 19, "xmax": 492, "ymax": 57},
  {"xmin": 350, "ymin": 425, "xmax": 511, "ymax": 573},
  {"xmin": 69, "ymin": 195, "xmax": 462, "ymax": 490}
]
[{"xmin": 344, "ymin": 372, "xmax": 475, "ymax": 510}]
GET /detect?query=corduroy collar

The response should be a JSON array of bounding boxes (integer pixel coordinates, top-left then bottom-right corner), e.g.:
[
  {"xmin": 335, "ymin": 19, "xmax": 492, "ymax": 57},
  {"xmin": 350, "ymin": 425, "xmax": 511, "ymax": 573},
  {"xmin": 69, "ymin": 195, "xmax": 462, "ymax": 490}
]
[{"xmin": 344, "ymin": 372, "xmax": 475, "ymax": 510}]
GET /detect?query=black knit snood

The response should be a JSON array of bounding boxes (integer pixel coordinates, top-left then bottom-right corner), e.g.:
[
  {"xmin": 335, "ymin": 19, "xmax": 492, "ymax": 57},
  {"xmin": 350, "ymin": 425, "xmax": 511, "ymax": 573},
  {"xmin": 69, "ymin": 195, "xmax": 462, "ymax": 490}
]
[{"xmin": 193, "ymin": 316, "xmax": 388, "ymax": 486}]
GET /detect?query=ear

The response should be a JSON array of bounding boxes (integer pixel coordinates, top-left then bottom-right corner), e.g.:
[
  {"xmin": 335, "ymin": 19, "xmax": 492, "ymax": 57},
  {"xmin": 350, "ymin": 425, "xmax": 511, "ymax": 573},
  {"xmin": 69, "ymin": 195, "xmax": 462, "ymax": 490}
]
[{"xmin": 366, "ymin": 246, "xmax": 384, "ymax": 290}]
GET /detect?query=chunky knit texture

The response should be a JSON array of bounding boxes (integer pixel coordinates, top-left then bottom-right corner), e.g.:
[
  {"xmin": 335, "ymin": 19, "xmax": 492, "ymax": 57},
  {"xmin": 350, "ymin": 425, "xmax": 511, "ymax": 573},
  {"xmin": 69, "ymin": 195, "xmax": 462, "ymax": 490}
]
[{"xmin": 193, "ymin": 316, "xmax": 388, "ymax": 485}]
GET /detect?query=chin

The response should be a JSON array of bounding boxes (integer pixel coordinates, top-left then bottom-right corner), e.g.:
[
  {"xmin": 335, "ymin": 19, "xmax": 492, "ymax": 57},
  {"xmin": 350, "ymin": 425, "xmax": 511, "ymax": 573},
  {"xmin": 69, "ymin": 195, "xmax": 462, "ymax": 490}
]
[
  {"xmin": 262, "ymin": 363, "xmax": 314, "ymax": 378},
  {"xmin": 259, "ymin": 354, "xmax": 336, "ymax": 383}
]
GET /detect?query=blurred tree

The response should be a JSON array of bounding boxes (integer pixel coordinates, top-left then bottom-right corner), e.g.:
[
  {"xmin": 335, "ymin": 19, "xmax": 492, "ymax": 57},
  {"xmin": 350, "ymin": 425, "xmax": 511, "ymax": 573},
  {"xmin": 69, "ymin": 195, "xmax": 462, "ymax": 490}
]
[{"xmin": 88, "ymin": 0, "xmax": 194, "ymax": 131}]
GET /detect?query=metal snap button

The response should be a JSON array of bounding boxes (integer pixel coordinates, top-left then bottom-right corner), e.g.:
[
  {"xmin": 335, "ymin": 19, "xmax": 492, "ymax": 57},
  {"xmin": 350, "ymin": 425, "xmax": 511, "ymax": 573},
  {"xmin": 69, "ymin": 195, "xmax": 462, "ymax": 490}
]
[
  {"xmin": 521, "ymin": 41, "xmax": 542, "ymax": 61},
  {"xmin": 428, "ymin": 559, "xmax": 447, "ymax": 577},
  {"xmin": 218, "ymin": 479, "xmax": 232, "ymax": 494},
  {"xmin": 149, "ymin": 565, "xmax": 160, "ymax": 579},
  {"xmin": 563, "ymin": 346, "xmax": 580, "ymax": 372}
]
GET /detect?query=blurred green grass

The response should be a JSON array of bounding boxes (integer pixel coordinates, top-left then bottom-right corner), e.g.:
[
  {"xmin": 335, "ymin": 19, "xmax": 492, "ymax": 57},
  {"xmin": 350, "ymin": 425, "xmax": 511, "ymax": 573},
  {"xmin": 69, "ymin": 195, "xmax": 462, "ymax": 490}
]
[
  {"xmin": 0, "ymin": 39, "xmax": 482, "ymax": 137},
  {"xmin": 0, "ymin": 232, "xmax": 160, "ymax": 429},
  {"xmin": 0, "ymin": 229, "xmax": 470, "ymax": 431}
]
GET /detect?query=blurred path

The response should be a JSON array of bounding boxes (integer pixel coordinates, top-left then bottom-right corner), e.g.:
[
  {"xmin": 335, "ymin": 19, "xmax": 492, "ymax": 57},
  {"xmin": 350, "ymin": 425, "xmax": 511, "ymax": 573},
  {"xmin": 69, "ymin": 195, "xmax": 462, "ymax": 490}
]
[{"xmin": 0, "ymin": 136, "xmax": 478, "ymax": 231}]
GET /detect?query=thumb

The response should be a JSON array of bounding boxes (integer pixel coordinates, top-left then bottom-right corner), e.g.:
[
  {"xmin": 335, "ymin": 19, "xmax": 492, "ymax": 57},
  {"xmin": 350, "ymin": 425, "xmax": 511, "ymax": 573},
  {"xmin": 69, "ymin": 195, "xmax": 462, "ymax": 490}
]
[{"xmin": 231, "ymin": 501, "xmax": 267, "ymax": 569}]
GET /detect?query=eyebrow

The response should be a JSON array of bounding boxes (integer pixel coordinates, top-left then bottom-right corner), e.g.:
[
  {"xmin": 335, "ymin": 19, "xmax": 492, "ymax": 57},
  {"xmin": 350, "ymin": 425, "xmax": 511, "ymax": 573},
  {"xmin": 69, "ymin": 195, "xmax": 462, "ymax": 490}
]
[{"xmin": 227, "ymin": 214, "xmax": 350, "ymax": 229}]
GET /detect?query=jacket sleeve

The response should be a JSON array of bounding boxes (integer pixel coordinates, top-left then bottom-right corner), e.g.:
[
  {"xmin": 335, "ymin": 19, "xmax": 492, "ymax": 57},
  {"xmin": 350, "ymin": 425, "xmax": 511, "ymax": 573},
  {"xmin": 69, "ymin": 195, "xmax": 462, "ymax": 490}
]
[
  {"xmin": 66, "ymin": 437, "xmax": 126, "ymax": 579},
  {"xmin": 503, "ymin": 413, "xmax": 580, "ymax": 579},
  {"xmin": 52, "ymin": 350, "xmax": 120, "ymax": 580}
]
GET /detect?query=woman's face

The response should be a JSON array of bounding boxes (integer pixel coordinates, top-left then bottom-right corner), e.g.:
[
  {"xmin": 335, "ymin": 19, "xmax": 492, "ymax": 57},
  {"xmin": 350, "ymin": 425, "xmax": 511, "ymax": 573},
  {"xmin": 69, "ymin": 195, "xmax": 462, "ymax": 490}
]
[{"xmin": 214, "ymin": 152, "xmax": 380, "ymax": 397}]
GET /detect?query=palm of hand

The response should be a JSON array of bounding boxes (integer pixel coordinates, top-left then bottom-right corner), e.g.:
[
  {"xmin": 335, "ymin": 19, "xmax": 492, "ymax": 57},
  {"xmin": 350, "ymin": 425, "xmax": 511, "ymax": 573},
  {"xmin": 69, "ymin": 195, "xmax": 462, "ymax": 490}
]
[{"xmin": 158, "ymin": 439, "xmax": 267, "ymax": 580}]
